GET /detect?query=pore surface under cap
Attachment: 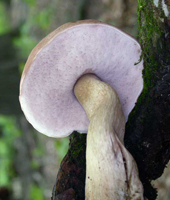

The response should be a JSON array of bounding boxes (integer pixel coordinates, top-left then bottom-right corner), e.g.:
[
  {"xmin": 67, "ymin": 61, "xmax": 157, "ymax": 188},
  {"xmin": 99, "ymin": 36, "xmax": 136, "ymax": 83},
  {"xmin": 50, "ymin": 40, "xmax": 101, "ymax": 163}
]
[{"xmin": 20, "ymin": 21, "xmax": 143, "ymax": 138}]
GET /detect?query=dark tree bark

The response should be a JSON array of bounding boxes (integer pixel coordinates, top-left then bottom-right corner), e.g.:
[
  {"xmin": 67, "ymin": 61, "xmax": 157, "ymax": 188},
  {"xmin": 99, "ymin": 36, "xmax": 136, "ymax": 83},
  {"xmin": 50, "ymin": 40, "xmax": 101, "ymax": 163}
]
[
  {"xmin": 52, "ymin": 132, "xmax": 86, "ymax": 200},
  {"xmin": 52, "ymin": 1, "xmax": 170, "ymax": 200},
  {"xmin": 125, "ymin": 1, "xmax": 170, "ymax": 199}
]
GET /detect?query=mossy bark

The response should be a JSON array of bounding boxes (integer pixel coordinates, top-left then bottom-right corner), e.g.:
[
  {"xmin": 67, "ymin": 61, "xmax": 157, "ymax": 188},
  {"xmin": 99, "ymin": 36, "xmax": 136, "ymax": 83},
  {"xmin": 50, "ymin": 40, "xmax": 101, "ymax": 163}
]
[
  {"xmin": 52, "ymin": 132, "xmax": 86, "ymax": 200},
  {"xmin": 52, "ymin": 1, "xmax": 170, "ymax": 200},
  {"xmin": 125, "ymin": 1, "xmax": 170, "ymax": 199}
]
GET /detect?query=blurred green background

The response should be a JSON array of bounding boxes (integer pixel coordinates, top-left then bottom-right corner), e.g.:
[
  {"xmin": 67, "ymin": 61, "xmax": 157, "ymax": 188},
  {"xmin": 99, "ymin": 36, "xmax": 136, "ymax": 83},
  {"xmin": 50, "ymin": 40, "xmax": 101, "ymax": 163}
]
[{"xmin": 0, "ymin": 0, "xmax": 169, "ymax": 199}]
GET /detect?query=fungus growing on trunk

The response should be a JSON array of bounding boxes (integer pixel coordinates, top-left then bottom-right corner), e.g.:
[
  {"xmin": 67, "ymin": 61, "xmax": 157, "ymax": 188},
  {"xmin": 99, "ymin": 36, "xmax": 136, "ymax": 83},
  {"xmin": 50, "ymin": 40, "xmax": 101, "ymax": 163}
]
[{"xmin": 19, "ymin": 20, "xmax": 144, "ymax": 199}]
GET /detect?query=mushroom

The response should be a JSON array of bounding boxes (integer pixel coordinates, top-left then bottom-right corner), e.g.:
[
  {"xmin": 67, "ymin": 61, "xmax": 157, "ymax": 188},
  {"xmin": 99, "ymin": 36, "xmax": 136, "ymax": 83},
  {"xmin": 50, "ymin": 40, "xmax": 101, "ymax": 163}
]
[
  {"xmin": 74, "ymin": 74, "xmax": 144, "ymax": 200},
  {"xmin": 19, "ymin": 20, "xmax": 144, "ymax": 199}
]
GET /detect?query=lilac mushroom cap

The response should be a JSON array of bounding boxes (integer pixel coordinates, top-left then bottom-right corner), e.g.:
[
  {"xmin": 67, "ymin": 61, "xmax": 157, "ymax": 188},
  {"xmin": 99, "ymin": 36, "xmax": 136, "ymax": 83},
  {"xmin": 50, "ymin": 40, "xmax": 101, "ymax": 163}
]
[{"xmin": 19, "ymin": 19, "xmax": 143, "ymax": 138}]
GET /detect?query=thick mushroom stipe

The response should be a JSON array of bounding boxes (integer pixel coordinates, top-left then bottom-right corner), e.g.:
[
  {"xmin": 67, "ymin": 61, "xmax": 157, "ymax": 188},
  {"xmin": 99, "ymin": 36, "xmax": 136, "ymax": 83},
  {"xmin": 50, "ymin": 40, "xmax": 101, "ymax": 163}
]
[
  {"xmin": 74, "ymin": 74, "xmax": 144, "ymax": 200},
  {"xmin": 19, "ymin": 20, "xmax": 143, "ymax": 138},
  {"xmin": 19, "ymin": 20, "xmax": 145, "ymax": 200}
]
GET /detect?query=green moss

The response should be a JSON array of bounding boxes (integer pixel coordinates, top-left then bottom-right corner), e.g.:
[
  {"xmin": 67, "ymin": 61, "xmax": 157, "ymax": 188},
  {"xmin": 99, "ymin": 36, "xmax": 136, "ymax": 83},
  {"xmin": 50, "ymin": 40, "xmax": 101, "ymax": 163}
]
[
  {"xmin": 69, "ymin": 132, "xmax": 86, "ymax": 164},
  {"xmin": 137, "ymin": 0, "xmax": 162, "ymax": 92},
  {"xmin": 128, "ymin": 0, "xmax": 166, "ymax": 121},
  {"xmin": 141, "ymin": 1, "xmax": 165, "ymax": 88}
]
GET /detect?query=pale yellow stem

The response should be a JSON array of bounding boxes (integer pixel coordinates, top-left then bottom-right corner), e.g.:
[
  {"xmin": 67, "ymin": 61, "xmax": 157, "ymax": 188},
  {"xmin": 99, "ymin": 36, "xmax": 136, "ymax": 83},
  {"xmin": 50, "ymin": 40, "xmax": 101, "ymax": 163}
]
[{"xmin": 74, "ymin": 74, "xmax": 144, "ymax": 200}]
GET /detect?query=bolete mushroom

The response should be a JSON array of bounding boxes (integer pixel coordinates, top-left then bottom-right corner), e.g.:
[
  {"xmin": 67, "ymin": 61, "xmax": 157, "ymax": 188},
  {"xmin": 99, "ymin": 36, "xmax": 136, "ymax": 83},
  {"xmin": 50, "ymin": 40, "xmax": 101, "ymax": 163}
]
[{"xmin": 19, "ymin": 20, "xmax": 144, "ymax": 199}]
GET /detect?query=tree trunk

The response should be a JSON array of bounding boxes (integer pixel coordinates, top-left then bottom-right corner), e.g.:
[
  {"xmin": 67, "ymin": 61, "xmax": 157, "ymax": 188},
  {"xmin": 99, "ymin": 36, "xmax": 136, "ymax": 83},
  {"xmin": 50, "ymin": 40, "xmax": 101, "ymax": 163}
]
[
  {"xmin": 125, "ymin": 1, "xmax": 170, "ymax": 199},
  {"xmin": 52, "ymin": 1, "xmax": 170, "ymax": 200},
  {"xmin": 52, "ymin": 132, "xmax": 86, "ymax": 200}
]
